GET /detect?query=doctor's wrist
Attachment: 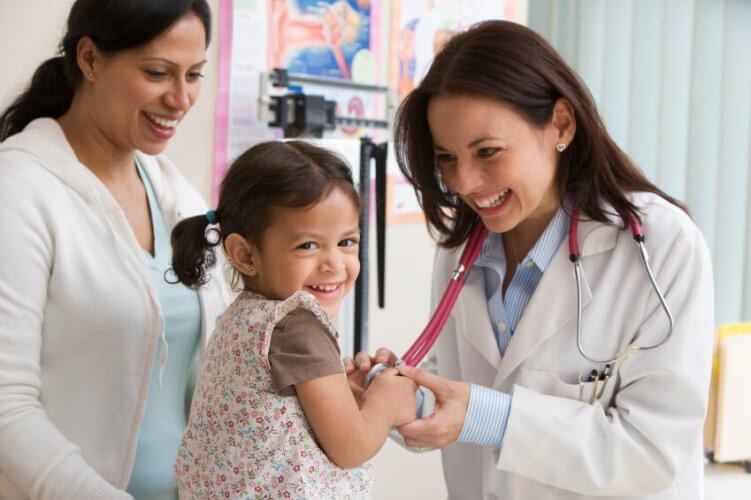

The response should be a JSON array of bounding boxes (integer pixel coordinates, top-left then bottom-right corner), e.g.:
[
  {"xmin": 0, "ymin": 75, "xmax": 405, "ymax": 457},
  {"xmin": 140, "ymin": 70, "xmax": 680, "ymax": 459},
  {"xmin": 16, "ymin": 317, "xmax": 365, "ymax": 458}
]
[{"xmin": 457, "ymin": 384, "xmax": 512, "ymax": 448}]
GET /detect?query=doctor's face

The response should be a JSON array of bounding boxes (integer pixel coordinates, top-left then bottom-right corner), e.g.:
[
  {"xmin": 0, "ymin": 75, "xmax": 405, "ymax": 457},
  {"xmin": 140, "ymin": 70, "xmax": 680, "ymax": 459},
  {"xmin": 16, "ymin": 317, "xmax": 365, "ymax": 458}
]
[
  {"xmin": 87, "ymin": 13, "xmax": 207, "ymax": 155},
  {"xmin": 427, "ymin": 94, "xmax": 561, "ymax": 234}
]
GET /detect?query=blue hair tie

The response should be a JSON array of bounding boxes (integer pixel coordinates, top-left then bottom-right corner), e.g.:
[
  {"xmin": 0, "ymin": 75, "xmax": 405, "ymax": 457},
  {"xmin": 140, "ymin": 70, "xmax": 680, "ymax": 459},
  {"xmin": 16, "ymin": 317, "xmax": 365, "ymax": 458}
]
[{"xmin": 205, "ymin": 210, "xmax": 218, "ymax": 225}]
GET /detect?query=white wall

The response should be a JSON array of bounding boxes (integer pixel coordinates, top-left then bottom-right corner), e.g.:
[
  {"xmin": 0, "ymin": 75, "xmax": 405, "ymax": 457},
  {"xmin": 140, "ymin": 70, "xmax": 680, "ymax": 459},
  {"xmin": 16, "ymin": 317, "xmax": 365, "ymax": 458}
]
[{"xmin": 0, "ymin": 1, "xmax": 445, "ymax": 498}]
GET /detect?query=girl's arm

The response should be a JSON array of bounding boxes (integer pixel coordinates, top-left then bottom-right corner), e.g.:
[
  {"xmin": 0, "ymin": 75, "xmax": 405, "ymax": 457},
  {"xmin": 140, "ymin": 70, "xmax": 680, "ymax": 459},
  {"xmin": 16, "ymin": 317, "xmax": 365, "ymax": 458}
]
[{"xmin": 296, "ymin": 368, "xmax": 416, "ymax": 468}]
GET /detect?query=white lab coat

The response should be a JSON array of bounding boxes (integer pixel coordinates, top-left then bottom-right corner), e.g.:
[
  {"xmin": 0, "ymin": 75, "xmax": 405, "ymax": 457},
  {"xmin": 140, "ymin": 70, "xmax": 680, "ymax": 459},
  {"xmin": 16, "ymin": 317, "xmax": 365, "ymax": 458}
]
[{"xmin": 429, "ymin": 192, "xmax": 714, "ymax": 499}]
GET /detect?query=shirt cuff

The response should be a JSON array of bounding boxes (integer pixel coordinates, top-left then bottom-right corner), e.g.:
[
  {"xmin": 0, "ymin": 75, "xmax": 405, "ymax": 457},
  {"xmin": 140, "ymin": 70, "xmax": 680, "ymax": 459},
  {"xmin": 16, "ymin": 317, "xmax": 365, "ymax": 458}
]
[
  {"xmin": 415, "ymin": 386, "xmax": 425, "ymax": 418},
  {"xmin": 457, "ymin": 384, "xmax": 512, "ymax": 448}
]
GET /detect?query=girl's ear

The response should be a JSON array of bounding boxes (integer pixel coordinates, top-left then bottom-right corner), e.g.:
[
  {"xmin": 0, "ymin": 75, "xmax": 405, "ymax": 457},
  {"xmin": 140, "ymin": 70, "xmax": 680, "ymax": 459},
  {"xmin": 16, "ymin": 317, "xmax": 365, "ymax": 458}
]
[{"xmin": 224, "ymin": 233, "xmax": 258, "ymax": 277}]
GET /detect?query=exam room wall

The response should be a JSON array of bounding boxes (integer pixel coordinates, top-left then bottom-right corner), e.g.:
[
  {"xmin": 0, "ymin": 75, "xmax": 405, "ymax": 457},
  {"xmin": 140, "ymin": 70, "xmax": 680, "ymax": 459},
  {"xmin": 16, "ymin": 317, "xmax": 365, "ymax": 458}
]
[{"xmin": 0, "ymin": 1, "xmax": 446, "ymax": 498}]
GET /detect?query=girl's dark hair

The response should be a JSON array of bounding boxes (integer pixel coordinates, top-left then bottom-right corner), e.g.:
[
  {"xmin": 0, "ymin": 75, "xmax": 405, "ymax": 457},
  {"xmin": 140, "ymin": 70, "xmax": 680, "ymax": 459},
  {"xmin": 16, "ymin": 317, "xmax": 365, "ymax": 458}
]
[
  {"xmin": 171, "ymin": 141, "xmax": 360, "ymax": 288},
  {"xmin": 395, "ymin": 20, "xmax": 685, "ymax": 248},
  {"xmin": 0, "ymin": 0, "xmax": 211, "ymax": 141}
]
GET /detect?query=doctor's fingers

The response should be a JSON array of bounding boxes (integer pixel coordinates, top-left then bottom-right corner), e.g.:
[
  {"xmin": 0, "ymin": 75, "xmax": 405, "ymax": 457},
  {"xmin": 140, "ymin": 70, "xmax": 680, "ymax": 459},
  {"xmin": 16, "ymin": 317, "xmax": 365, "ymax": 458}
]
[
  {"xmin": 397, "ymin": 414, "xmax": 459, "ymax": 448},
  {"xmin": 397, "ymin": 364, "xmax": 457, "ymax": 399}
]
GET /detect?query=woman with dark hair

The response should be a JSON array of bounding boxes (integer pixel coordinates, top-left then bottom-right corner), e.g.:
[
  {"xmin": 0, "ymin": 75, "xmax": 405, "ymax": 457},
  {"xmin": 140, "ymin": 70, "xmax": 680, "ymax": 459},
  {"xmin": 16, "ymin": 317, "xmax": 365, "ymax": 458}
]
[
  {"xmin": 0, "ymin": 1, "xmax": 228, "ymax": 499},
  {"xmin": 348, "ymin": 21, "xmax": 713, "ymax": 499}
]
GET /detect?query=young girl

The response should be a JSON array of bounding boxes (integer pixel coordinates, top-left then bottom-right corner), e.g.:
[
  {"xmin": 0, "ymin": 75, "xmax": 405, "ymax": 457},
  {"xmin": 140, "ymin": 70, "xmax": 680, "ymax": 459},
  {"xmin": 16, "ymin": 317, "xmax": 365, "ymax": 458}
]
[{"xmin": 170, "ymin": 141, "xmax": 416, "ymax": 499}]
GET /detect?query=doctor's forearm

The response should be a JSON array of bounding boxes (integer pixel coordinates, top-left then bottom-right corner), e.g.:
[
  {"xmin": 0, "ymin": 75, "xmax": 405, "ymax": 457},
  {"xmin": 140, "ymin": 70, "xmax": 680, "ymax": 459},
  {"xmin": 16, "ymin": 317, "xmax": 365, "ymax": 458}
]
[{"xmin": 456, "ymin": 385, "xmax": 512, "ymax": 447}]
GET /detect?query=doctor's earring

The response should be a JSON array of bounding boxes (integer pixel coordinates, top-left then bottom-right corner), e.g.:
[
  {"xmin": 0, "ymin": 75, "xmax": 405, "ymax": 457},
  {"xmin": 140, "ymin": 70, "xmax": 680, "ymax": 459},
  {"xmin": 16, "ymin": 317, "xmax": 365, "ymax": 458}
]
[{"xmin": 556, "ymin": 143, "xmax": 568, "ymax": 153}]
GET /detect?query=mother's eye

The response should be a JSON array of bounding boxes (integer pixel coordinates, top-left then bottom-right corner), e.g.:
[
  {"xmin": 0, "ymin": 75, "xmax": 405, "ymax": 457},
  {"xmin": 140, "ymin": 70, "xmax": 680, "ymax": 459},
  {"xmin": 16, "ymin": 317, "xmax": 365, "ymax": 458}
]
[{"xmin": 144, "ymin": 69, "xmax": 168, "ymax": 79}]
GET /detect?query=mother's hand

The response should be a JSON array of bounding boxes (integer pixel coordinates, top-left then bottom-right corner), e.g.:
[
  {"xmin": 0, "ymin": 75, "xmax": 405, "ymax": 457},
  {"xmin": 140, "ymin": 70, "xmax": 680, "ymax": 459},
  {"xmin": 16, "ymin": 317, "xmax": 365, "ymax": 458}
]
[
  {"xmin": 395, "ymin": 364, "xmax": 471, "ymax": 448},
  {"xmin": 343, "ymin": 347, "xmax": 399, "ymax": 402}
]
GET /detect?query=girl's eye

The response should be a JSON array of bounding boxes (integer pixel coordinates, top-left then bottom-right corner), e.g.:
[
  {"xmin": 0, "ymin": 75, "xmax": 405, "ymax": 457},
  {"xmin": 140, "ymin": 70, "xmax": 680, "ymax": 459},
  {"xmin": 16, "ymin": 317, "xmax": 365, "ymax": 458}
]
[
  {"xmin": 477, "ymin": 147, "xmax": 502, "ymax": 159},
  {"xmin": 297, "ymin": 242, "xmax": 319, "ymax": 250},
  {"xmin": 434, "ymin": 153, "xmax": 456, "ymax": 166},
  {"xmin": 187, "ymin": 71, "xmax": 205, "ymax": 81},
  {"xmin": 339, "ymin": 238, "xmax": 359, "ymax": 248}
]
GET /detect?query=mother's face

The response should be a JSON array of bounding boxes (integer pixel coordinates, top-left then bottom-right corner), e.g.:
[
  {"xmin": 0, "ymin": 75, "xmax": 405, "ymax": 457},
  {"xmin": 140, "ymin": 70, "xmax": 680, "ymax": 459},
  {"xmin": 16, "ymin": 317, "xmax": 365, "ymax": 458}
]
[
  {"xmin": 85, "ymin": 12, "xmax": 207, "ymax": 155},
  {"xmin": 427, "ymin": 94, "xmax": 565, "ymax": 234}
]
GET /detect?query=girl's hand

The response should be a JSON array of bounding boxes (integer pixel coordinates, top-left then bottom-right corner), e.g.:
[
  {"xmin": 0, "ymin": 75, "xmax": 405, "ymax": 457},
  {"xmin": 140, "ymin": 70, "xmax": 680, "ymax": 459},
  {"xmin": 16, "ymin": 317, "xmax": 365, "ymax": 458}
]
[
  {"xmin": 367, "ymin": 368, "xmax": 417, "ymax": 426},
  {"xmin": 395, "ymin": 364, "xmax": 471, "ymax": 448},
  {"xmin": 343, "ymin": 347, "xmax": 399, "ymax": 401}
]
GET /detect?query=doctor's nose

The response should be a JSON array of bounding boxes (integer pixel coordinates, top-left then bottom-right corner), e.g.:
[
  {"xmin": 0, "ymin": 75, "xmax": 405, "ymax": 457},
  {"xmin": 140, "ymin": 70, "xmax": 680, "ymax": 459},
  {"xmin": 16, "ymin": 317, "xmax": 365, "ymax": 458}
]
[{"xmin": 446, "ymin": 159, "xmax": 484, "ymax": 196}]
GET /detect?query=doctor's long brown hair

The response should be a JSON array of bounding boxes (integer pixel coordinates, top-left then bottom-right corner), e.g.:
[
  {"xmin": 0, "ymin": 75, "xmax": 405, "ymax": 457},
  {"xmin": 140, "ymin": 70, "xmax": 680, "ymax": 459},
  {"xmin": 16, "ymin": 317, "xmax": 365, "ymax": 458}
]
[{"xmin": 394, "ymin": 20, "xmax": 686, "ymax": 248}]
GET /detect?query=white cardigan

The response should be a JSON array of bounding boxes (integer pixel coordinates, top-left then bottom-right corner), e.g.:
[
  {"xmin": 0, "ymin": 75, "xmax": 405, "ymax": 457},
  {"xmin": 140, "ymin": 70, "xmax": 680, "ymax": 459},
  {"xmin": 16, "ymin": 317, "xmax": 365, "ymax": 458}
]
[{"xmin": 0, "ymin": 119, "xmax": 229, "ymax": 499}]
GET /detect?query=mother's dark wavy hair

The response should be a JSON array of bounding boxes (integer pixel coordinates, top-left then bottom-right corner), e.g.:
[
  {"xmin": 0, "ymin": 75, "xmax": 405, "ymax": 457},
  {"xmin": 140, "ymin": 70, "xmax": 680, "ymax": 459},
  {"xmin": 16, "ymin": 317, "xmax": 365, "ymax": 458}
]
[
  {"xmin": 0, "ymin": 0, "xmax": 211, "ymax": 141},
  {"xmin": 395, "ymin": 20, "xmax": 685, "ymax": 248}
]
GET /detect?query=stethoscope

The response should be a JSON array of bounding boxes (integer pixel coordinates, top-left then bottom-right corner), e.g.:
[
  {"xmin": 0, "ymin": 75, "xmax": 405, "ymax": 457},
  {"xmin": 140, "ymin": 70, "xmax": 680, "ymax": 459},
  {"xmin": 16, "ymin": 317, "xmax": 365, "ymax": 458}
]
[{"xmin": 365, "ymin": 208, "xmax": 675, "ymax": 391}]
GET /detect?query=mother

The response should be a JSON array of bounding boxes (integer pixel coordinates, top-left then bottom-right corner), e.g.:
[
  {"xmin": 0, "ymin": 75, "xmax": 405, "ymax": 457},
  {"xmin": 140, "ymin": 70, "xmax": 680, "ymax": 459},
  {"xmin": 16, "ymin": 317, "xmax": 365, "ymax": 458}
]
[{"xmin": 0, "ymin": 1, "xmax": 227, "ymax": 498}]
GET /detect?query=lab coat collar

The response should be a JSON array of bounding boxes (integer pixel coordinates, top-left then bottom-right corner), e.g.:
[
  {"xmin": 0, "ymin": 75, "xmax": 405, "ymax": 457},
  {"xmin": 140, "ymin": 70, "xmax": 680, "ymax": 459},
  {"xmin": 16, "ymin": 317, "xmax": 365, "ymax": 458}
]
[
  {"xmin": 453, "ymin": 213, "xmax": 621, "ymax": 379},
  {"xmin": 494, "ymin": 216, "xmax": 620, "ymax": 385}
]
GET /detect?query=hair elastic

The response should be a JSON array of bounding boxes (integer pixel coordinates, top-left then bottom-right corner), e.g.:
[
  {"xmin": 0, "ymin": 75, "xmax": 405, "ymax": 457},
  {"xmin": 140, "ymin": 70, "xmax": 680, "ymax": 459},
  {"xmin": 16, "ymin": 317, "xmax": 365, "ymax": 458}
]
[{"xmin": 205, "ymin": 210, "xmax": 218, "ymax": 225}]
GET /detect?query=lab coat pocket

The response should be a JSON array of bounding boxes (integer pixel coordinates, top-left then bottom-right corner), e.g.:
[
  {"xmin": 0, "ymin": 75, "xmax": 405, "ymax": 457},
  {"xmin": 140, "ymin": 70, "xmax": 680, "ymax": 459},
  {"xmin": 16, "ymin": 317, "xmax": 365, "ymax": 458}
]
[{"xmin": 516, "ymin": 367, "xmax": 610, "ymax": 405}]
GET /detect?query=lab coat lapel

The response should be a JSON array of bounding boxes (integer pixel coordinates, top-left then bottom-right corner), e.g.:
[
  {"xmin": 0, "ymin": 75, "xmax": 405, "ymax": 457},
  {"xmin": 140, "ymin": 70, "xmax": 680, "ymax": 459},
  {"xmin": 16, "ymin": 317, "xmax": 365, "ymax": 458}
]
[
  {"xmin": 457, "ymin": 268, "xmax": 503, "ymax": 369},
  {"xmin": 492, "ymin": 218, "xmax": 618, "ymax": 387}
]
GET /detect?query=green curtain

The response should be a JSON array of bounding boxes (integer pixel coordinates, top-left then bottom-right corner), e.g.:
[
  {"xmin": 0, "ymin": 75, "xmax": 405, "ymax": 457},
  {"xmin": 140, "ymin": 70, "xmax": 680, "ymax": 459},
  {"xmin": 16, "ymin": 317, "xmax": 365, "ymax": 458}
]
[{"xmin": 528, "ymin": 0, "xmax": 751, "ymax": 324}]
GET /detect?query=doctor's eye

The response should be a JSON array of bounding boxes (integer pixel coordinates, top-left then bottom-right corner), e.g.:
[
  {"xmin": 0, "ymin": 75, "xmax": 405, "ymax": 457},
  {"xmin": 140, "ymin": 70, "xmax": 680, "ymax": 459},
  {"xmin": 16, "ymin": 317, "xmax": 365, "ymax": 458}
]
[
  {"xmin": 477, "ymin": 147, "xmax": 502, "ymax": 159},
  {"xmin": 434, "ymin": 153, "xmax": 456, "ymax": 167}
]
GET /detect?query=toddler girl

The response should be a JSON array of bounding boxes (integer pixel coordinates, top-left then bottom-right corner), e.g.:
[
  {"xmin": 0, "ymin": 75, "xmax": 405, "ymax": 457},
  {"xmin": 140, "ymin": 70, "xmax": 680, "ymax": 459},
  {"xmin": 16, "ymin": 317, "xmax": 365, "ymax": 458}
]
[{"xmin": 170, "ymin": 141, "xmax": 416, "ymax": 499}]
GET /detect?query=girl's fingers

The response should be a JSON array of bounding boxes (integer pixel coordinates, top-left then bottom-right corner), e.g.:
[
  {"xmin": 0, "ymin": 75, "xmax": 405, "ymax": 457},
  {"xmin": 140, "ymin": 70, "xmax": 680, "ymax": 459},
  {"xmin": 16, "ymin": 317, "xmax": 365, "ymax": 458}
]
[
  {"xmin": 374, "ymin": 347, "xmax": 398, "ymax": 365},
  {"xmin": 354, "ymin": 351, "xmax": 373, "ymax": 371}
]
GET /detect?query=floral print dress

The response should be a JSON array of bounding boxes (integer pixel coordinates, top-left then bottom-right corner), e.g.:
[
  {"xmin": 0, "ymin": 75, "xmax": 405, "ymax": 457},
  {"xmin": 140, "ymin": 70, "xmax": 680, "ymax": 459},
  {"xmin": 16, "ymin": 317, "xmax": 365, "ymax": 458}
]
[{"xmin": 174, "ymin": 291, "xmax": 373, "ymax": 499}]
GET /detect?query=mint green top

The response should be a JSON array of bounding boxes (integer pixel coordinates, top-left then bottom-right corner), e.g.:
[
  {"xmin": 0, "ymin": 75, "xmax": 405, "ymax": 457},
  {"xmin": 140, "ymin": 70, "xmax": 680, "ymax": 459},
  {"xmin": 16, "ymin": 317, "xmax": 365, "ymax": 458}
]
[{"xmin": 127, "ymin": 163, "xmax": 202, "ymax": 500}]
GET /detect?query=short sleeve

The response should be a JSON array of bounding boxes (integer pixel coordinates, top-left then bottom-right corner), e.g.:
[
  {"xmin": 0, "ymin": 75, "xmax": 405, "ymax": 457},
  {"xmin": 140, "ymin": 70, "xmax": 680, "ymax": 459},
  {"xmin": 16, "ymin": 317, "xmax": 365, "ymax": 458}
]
[{"xmin": 268, "ymin": 308, "xmax": 343, "ymax": 395}]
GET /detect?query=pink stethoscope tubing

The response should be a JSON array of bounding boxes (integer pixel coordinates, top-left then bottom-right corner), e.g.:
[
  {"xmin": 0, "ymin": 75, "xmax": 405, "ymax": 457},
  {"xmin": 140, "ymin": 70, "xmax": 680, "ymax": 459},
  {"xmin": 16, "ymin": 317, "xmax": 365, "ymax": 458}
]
[{"xmin": 398, "ymin": 208, "xmax": 674, "ymax": 368}]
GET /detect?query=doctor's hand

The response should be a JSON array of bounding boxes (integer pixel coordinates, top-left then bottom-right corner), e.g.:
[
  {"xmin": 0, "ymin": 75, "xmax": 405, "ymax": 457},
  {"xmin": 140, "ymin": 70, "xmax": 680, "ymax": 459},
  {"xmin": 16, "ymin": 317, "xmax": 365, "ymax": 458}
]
[
  {"xmin": 395, "ymin": 364, "xmax": 471, "ymax": 449},
  {"xmin": 343, "ymin": 347, "xmax": 399, "ymax": 402}
]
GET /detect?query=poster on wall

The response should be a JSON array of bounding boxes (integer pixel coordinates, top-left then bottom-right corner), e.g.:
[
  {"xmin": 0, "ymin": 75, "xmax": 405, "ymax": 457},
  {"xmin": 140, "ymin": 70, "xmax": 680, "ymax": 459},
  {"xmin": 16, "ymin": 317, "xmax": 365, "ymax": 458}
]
[
  {"xmin": 267, "ymin": 0, "xmax": 378, "ymax": 81},
  {"xmin": 266, "ymin": 0, "xmax": 388, "ymax": 141},
  {"xmin": 214, "ymin": 0, "xmax": 527, "ymax": 215}
]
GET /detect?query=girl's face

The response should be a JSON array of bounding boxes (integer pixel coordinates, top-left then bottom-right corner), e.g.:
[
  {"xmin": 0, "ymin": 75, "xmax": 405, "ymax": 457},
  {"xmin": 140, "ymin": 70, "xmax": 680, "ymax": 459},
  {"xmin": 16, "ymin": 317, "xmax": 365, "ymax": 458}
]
[
  {"xmin": 249, "ymin": 187, "xmax": 360, "ymax": 318},
  {"xmin": 427, "ymin": 94, "xmax": 562, "ymax": 234},
  {"xmin": 87, "ymin": 13, "xmax": 207, "ymax": 155}
]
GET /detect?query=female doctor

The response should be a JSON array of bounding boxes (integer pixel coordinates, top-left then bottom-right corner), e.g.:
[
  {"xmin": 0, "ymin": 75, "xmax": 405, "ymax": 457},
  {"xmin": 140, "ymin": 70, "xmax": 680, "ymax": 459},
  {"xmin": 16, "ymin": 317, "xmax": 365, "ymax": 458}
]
[{"xmin": 347, "ymin": 20, "xmax": 714, "ymax": 499}]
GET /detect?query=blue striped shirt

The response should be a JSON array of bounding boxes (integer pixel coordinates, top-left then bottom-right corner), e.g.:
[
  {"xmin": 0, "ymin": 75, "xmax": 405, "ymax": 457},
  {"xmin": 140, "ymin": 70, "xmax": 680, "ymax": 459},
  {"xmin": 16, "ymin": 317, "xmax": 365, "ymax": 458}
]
[{"xmin": 456, "ymin": 206, "xmax": 569, "ymax": 447}]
